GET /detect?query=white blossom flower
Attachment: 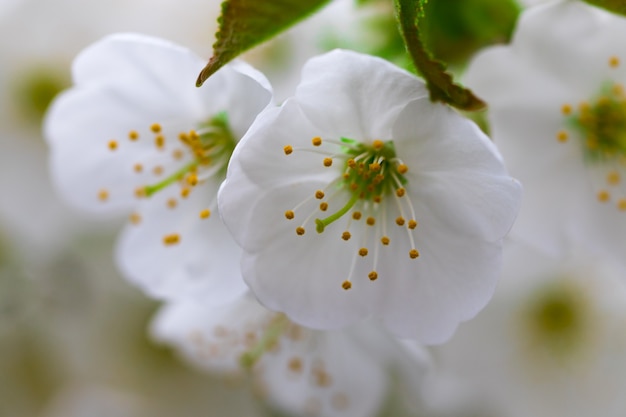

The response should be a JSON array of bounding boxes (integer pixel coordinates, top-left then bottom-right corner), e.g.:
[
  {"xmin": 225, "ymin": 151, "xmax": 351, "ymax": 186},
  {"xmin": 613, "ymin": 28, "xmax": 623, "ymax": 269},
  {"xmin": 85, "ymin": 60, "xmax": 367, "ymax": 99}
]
[
  {"xmin": 425, "ymin": 241, "xmax": 626, "ymax": 417},
  {"xmin": 218, "ymin": 49, "xmax": 522, "ymax": 343},
  {"xmin": 44, "ymin": 33, "xmax": 273, "ymax": 303},
  {"xmin": 464, "ymin": 0, "xmax": 626, "ymax": 270},
  {"xmin": 152, "ymin": 292, "xmax": 430, "ymax": 417}
]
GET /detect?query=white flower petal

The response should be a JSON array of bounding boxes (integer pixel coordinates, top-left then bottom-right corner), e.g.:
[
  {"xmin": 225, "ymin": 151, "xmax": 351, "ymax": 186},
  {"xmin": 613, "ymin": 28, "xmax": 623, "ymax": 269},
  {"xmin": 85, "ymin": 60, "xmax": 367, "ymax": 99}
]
[
  {"xmin": 115, "ymin": 180, "xmax": 247, "ymax": 304},
  {"xmin": 393, "ymin": 99, "xmax": 522, "ymax": 242},
  {"xmin": 296, "ymin": 49, "xmax": 428, "ymax": 140}
]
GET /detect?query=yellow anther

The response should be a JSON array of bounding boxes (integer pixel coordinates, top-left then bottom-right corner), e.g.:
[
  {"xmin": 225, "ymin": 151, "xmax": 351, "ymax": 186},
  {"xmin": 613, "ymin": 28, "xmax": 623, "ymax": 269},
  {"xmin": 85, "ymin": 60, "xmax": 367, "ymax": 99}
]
[
  {"xmin": 285, "ymin": 210, "xmax": 295, "ymax": 220},
  {"xmin": 369, "ymin": 162, "xmax": 381, "ymax": 172},
  {"xmin": 180, "ymin": 187, "xmax": 191, "ymax": 198},
  {"xmin": 315, "ymin": 190, "xmax": 325, "ymax": 199},
  {"xmin": 409, "ymin": 249, "xmax": 420, "ymax": 259},
  {"xmin": 323, "ymin": 157, "xmax": 333, "ymax": 167},
  {"xmin": 187, "ymin": 173, "xmax": 198, "ymax": 186},
  {"xmin": 342, "ymin": 281, "xmax": 352, "ymax": 290},
  {"xmin": 188, "ymin": 130, "xmax": 199, "ymax": 140},
  {"xmin": 155, "ymin": 134, "xmax": 165, "ymax": 149},
  {"xmin": 408, "ymin": 219, "xmax": 417, "ymax": 229},
  {"xmin": 153, "ymin": 165, "xmax": 164, "ymax": 176},
  {"xmin": 172, "ymin": 149, "xmax": 184, "ymax": 160},
  {"xmin": 150, "ymin": 123, "xmax": 162, "ymax": 133},
  {"xmin": 283, "ymin": 145, "xmax": 293, "ymax": 155},
  {"xmin": 607, "ymin": 171, "xmax": 620, "ymax": 185},
  {"xmin": 129, "ymin": 212, "xmax": 141, "ymax": 225},
  {"xmin": 296, "ymin": 227, "xmax": 305, "ymax": 235},
  {"xmin": 350, "ymin": 183, "xmax": 359, "ymax": 191},
  {"xmin": 347, "ymin": 159, "xmax": 356, "ymax": 168},
  {"xmin": 373, "ymin": 195, "xmax": 382, "ymax": 203},
  {"xmin": 561, "ymin": 104, "xmax": 572, "ymax": 116},
  {"xmin": 319, "ymin": 202, "xmax": 328, "ymax": 211},
  {"xmin": 396, "ymin": 188, "xmax": 406, "ymax": 197},
  {"xmin": 98, "ymin": 189, "xmax": 109, "ymax": 202},
  {"xmin": 613, "ymin": 83, "xmax": 624, "ymax": 96},
  {"xmin": 199, "ymin": 209, "xmax": 211, "ymax": 219},
  {"xmin": 381, "ymin": 236, "xmax": 390, "ymax": 245},
  {"xmin": 128, "ymin": 130, "xmax": 139, "ymax": 141},
  {"xmin": 373, "ymin": 174, "xmax": 385, "ymax": 184},
  {"xmin": 579, "ymin": 102, "xmax": 590, "ymax": 113},
  {"xmin": 368, "ymin": 271, "xmax": 378, "ymax": 281},
  {"xmin": 341, "ymin": 231, "xmax": 351, "ymax": 241},
  {"xmin": 163, "ymin": 233, "xmax": 180, "ymax": 245},
  {"xmin": 352, "ymin": 211, "xmax": 362, "ymax": 220},
  {"xmin": 396, "ymin": 216, "xmax": 405, "ymax": 226},
  {"xmin": 366, "ymin": 217, "xmax": 375, "ymax": 226},
  {"xmin": 288, "ymin": 357, "xmax": 303, "ymax": 373},
  {"xmin": 359, "ymin": 248, "xmax": 368, "ymax": 256},
  {"xmin": 312, "ymin": 137, "xmax": 322, "ymax": 146},
  {"xmin": 618, "ymin": 199, "xmax": 626, "ymax": 211},
  {"xmin": 597, "ymin": 190, "xmax": 610, "ymax": 202},
  {"xmin": 587, "ymin": 137, "xmax": 599, "ymax": 150},
  {"xmin": 556, "ymin": 130, "xmax": 568, "ymax": 143},
  {"xmin": 167, "ymin": 198, "xmax": 177, "ymax": 209},
  {"xmin": 397, "ymin": 164, "xmax": 408, "ymax": 174},
  {"xmin": 610, "ymin": 55, "xmax": 620, "ymax": 68},
  {"xmin": 372, "ymin": 140, "xmax": 384, "ymax": 150},
  {"xmin": 108, "ymin": 140, "xmax": 118, "ymax": 151},
  {"xmin": 133, "ymin": 163, "xmax": 143, "ymax": 173},
  {"xmin": 134, "ymin": 187, "xmax": 146, "ymax": 199}
]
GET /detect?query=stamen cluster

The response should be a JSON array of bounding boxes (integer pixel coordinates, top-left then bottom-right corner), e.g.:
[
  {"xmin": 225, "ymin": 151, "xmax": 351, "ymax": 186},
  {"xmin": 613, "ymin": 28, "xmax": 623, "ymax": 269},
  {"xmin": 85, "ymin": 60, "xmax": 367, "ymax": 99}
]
[{"xmin": 283, "ymin": 136, "xmax": 419, "ymax": 290}]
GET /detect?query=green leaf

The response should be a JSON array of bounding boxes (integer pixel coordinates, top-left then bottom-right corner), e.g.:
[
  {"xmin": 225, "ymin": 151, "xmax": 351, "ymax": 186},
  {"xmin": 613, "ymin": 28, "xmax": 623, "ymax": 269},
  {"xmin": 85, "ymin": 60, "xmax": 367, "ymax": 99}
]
[
  {"xmin": 419, "ymin": 0, "xmax": 520, "ymax": 67},
  {"xmin": 394, "ymin": 0, "xmax": 486, "ymax": 111},
  {"xmin": 584, "ymin": 0, "xmax": 626, "ymax": 15},
  {"xmin": 196, "ymin": 0, "xmax": 331, "ymax": 87}
]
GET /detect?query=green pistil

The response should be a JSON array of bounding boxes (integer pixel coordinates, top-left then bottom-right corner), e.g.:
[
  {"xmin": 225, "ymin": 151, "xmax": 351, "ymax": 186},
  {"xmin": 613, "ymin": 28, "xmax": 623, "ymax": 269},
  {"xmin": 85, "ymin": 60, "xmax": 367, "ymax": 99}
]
[
  {"xmin": 143, "ymin": 161, "xmax": 197, "ymax": 197},
  {"xmin": 314, "ymin": 139, "xmax": 407, "ymax": 231},
  {"xmin": 239, "ymin": 316, "xmax": 288, "ymax": 370},
  {"xmin": 316, "ymin": 192, "xmax": 360, "ymax": 233},
  {"xmin": 569, "ymin": 83, "xmax": 626, "ymax": 163},
  {"xmin": 197, "ymin": 111, "xmax": 237, "ymax": 176}
]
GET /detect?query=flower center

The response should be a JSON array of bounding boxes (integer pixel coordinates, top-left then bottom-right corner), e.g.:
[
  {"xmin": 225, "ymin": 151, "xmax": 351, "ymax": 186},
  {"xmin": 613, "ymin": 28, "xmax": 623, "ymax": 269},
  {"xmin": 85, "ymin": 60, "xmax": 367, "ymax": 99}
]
[
  {"xmin": 283, "ymin": 136, "xmax": 419, "ymax": 291},
  {"xmin": 521, "ymin": 282, "xmax": 589, "ymax": 362},
  {"xmin": 98, "ymin": 111, "xmax": 236, "ymax": 247},
  {"xmin": 141, "ymin": 111, "xmax": 237, "ymax": 197},
  {"xmin": 13, "ymin": 66, "xmax": 68, "ymax": 123},
  {"xmin": 571, "ymin": 84, "xmax": 626, "ymax": 163},
  {"xmin": 556, "ymin": 55, "xmax": 626, "ymax": 211}
]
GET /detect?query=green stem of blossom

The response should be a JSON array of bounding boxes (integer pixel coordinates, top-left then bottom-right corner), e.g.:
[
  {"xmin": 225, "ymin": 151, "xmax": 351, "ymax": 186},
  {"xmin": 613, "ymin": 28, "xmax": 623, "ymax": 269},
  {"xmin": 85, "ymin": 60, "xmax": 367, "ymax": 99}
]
[
  {"xmin": 143, "ymin": 161, "xmax": 198, "ymax": 197},
  {"xmin": 239, "ymin": 316, "xmax": 289, "ymax": 370},
  {"xmin": 315, "ymin": 192, "xmax": 360, "ymax": 233}
]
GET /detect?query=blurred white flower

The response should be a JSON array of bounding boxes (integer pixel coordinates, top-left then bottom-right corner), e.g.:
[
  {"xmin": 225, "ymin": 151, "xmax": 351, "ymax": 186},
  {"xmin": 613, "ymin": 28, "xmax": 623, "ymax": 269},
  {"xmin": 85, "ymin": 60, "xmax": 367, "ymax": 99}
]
[
  {"xmin": 45, "ymin": 34, "xmax": 273, "ymax": 303},
  {"xmin": 465, "ymin": 0, "xmax": 626, "ymax": 271},
  {"xmin": 152, "ymin": 293, "xmax": 430, "ymax": 417},
  {"xmin": 219, "ymin": 49, "xmax": 522, "ymax": 343},
  {"xmin": 425, "ymin": 241, "xmax": 626, "ymax": 417}
]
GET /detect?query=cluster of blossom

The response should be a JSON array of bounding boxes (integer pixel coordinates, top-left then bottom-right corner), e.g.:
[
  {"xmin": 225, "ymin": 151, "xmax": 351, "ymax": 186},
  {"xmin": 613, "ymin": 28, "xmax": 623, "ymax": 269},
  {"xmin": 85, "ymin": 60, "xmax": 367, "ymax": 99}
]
[{"xmin": 43, "ymin": 0, "xmax": 626, "ymax": 416}]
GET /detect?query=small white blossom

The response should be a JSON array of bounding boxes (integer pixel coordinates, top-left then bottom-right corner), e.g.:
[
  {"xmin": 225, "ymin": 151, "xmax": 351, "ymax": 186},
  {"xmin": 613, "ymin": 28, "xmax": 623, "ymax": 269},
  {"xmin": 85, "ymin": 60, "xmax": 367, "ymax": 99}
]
[
  {"xmin": 464, "ymin": 0, "xmax": 626, "ymax": 270},
  {"xmin": 218, "ymin": 49, "xmax": 522, "ymax": 343},
  {"xmin": 152, "ymin": 293, "xmax": 429, "ymax": 417},
  {"xmin": 426, "ymin": 241, "xmax": 626, "ymax": 417},
  {"xmin": 45, "ymin": 33, "xmax": 273, "ymax": 303}
]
